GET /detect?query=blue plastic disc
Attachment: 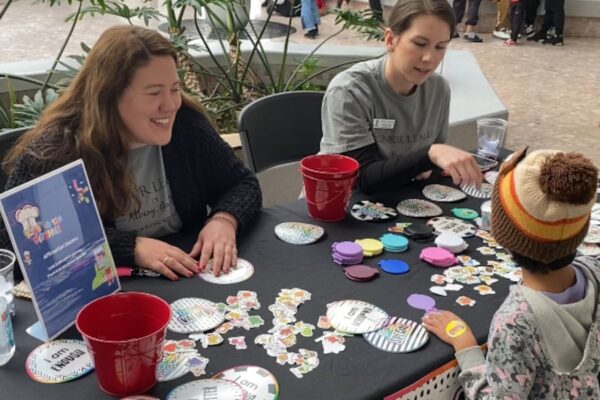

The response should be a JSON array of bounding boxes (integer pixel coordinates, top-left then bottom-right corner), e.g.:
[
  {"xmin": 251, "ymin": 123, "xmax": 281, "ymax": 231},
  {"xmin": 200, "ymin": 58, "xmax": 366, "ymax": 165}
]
[{"xmin": 378, "ymin": 259, "xmax": 410, "ymax": 275}]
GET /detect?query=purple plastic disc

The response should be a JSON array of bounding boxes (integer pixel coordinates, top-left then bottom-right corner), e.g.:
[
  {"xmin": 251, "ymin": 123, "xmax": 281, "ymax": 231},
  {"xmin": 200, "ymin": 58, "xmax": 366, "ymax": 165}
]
[
  {"xmin": 344, "ymin": 265, "xmax": 379, "ymax": 281},
  {"xmin": 332, "ymin": 241, "xmax": 363, "ymax": 258},
  {"xmin": 407, "ymin": 294, "xmax": 436, "ymax": 312}
]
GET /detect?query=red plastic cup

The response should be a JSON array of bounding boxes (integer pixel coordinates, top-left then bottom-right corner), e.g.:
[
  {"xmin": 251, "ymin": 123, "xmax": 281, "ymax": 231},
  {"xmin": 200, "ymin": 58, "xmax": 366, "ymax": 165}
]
[
  {"xmin": 300, "ymin": 154, "xmax": 359, "ymax": 180},
  {"xmin": 75, "ymin": 292, "xmax": 171, "ymax": 397}
]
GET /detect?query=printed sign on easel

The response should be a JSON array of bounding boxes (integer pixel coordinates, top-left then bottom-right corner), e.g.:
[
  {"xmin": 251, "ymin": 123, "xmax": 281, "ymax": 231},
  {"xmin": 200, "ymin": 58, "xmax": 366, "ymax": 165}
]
[{"xmin": 0, "ymin": 160, "xmax": 119, "ymax": 340}]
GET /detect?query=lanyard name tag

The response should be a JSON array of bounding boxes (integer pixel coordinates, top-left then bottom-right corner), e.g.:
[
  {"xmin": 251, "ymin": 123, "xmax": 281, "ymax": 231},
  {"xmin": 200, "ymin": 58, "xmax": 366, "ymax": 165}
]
[{"xmin": 373, "ymin": 119, "xmax": 395, "ymax": 129}]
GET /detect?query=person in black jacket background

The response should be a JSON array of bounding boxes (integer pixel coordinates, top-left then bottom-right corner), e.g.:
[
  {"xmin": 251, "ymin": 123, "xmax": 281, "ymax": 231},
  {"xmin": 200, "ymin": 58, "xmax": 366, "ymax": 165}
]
[{"xmin": 1, "ymin": 25, "xmax": 262, "ymax": 281}]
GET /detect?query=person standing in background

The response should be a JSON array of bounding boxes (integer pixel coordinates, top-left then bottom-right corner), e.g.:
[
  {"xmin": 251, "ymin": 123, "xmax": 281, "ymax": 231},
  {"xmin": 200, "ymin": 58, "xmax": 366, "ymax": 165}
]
[
  {"xmin": 301, "ymin": 0, "xmax": 320, "ymax": 38},
  {"xmin": 453, "ymin": 0, "xmax": 484, "ymax": 42}
]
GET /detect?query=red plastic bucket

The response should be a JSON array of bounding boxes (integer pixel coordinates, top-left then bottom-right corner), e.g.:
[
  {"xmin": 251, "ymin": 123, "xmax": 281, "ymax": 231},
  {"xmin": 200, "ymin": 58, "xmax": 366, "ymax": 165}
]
[
  {"xmin": 302, "ymin": 171, "xmax": 358, "ymax": 222},
  {"xmin": 75, "ymin": 292, "xmax": 171, "ymax": 397},
  {"xmin": 300, "ymin": 154, "xmax": 359, "ymax": 180}
]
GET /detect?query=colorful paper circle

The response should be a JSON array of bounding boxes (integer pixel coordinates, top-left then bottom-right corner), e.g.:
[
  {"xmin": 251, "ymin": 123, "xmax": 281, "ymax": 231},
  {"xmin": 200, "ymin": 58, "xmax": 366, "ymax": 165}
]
[
  {"xmin": 198, "ymin": 258, "xmax": 254, "ymax": 284},
  {"xmin": 167, "ymin": 379, "xmax": 245, "ymax": 400},
  {"xmin": 25, "ymin": 339, "xmax": 93, "ymax": 384},
  {"xmin": 213, "ymin": 365, "xmax": 279, "ymax": 400},
  {"xmin": 168, "ymin": 298, "xmax": 225, "ymax": 333},
  {"xmin": 274, "ymin": 222, "xmax": 325, "ymax": 245},
  {"xmin": 363, "ymin": 316, "xmax": 429, "ymax": 353},
  {"xmin": 326, "ymin": 300, "xmax": 389, "ymax": 334},
  {"xmin": 351, "ymin": 200, "xmax": 398, "ymax": 221}
]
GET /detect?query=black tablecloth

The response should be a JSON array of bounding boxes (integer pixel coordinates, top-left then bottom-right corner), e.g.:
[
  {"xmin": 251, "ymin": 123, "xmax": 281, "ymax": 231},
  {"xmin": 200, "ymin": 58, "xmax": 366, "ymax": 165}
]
[{"xmin": 0, "ymin": 173, "xmax": 513, "ymax": 400}]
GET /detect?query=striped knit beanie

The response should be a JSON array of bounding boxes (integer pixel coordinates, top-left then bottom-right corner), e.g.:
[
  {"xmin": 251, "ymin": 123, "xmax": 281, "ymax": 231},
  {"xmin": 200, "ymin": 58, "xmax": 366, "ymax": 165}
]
[{"xmin": 491, "ymin": 148, "xmax": 598, "ymax": 264}]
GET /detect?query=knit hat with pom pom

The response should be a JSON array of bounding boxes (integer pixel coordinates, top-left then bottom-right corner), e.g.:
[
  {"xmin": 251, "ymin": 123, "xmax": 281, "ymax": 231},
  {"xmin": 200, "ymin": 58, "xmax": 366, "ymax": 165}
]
[{"xmin": 491, "ymin": 148, "xmax": 598, "ymax": 265}]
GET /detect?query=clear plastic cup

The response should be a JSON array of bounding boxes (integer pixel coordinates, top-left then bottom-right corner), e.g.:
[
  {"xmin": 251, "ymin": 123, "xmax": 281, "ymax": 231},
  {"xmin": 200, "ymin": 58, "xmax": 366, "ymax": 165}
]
[
  {"xmin": 0, "ymin": 296, "xmax": 15, "ymax": 366},
  {"xmin": 0, "ymin": 250, "xmax": 16, "ymax": 316},
  {"xmin": 476, "ymin": 118, "xmax": 508, "ymax": 160}
]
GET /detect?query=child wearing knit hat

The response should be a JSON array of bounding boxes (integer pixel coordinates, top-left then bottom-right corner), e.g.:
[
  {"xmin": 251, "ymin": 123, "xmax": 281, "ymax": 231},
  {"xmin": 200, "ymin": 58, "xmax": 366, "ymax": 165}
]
[{"xmin": 422, "ymin": 148, "xmax": 600, "ymax": 399}]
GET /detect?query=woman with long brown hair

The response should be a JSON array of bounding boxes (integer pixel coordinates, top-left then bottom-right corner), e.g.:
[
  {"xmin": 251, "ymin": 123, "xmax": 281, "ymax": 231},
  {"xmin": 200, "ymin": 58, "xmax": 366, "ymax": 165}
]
[
  {"xmin": 320, "ymin": 0, "xmax": 483, "ymax": 194},
  {"xmin": 2, "ymin": 25, "xmax": 261, "ymax": 280}
]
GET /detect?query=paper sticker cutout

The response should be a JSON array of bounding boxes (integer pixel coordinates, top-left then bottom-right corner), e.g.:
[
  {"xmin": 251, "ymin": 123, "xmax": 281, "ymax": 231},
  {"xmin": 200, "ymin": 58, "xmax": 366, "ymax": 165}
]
[
  {"xmin": 396, "ymin": 199, "xmax": 443, "ymax": 218},
  {"xmin": 315, "ymin": 331, "xmax": 347, "ymax": 354},
  {"xmin": 388, "ymin": 222, "xmax": 412, "ymax": 233},
  {"xmin": 198, "ymin": 258, "xmax": 254, "ymax": 284},
  {"xmin": 317, "ymin": 315, "xmax": 331, "ymax": 329},
  {"xmin": 474, "ymin": 285, "xmax": 496, "ymax": 295},
  {"xmin": 427, "ymin": 216, "xmax": 477, "ymax": 238},
  {"xmin": 326, "ymin": 300, "xmax": 389, "ymax": 334},
  {"xmin": 25, "ymin": 339, "xmax": 93, "ymax": 383},
  {"xmin": 351, "ymin": 200, "xmax": 398, "ymax": 221},
  {"xmin": 456, "ymin": 296, "xmax": 476, "ymax": 307},
  {"xmin": 363, "ymin": 316, "xmax": 429, "ymax": 353},
  {"xmin": 168, "ymin": 298, "xmax": 225, "ymax": 333},
  {"xmin": 460, "ymin": 183, "xmax": 493, "ymax": 199},
  {"xmin": 212, "ymin": 365, "xmax": 279, "ymax": 400},
  {"xmin": 274, "ymin": 222, "xmax": 325, "ymax": 245},
  {"xmin": 167, "ymin": 379, "xmax": 245, "ymax": 400},
  {"xmin": 407, "ymin": 294, "xmax": 436, "ymax": 313},
  {"xmin": 228, "ymin": 336, "xmax": 247, "ymax": 350},
  {"xmin": 158, "ymin": 340, "xmax": 207, "ymax": 382},
  {"xmin": 422, "ymin": 184, "xmax": 467, "ymax": 202},
  {"xmin": 445, "ymin": 320, "xmax": 466, "ymax": 338},
  {"xmin": 429, "ymin": 286, "xmax": 447, "ymax": 296}
]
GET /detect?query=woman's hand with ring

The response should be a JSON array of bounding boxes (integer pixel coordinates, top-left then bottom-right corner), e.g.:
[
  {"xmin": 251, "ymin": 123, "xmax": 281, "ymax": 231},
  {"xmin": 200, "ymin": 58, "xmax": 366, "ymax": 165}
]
[
  {"xmin": 134, "ymin": 237, "xmax": 199, "ymax": 280},
  {"xmin": 190, "ymin": 212, "xmax": 238, "ymax": 277}
]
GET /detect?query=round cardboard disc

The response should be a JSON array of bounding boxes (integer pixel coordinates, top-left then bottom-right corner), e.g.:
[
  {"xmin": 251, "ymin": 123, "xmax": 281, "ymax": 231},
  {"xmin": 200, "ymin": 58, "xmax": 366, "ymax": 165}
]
[
  {"xmin": 274, "ymin": 222, "xmax": 325, "ymax": 245},
  {"xmin": 422, "ymin": 184, "xmax": 467, "ymax": 202},
  {"xmin": 212, "ymin": 365, "xmax": 279, "ymax": 400},
  {"xmin": 460, "ymin": 183, "xmax": 493, "ymax": 199},
  {"xmin": 326, "ymin": 300, "xmax": 389, "ymax": 334},
  {"xmin": 427, "ymin": 216, "xmax": 477, "ymax": 238},
  {"xmin": 168, "ymin": 298, "xmax": 225, "ymax": 333},
  {"xmin": 378, "ymin": 259, "xmax": 410, "ymax": 275},
  {"xmin": 350, "ymin": 200, "xmax": 398, "ymax": 221},
  {"xmin": 198, "ymin": 258, "xmax": 254, "ymax": 284},
  {"xmin": 25, "ymin": 339, "xmax": 93, "ymax": 384},
  {"xmin": 363, "ymin": 316, "xmax": 429, "ymax": 353},
  {"xmin": 451, "ymin": 208, "xmax": 479, "ymax": 220},
  {"xmin": 167, "ymin": 379, "xmax": 245, "ymax": 400},
  {"xmin": 396, "ymin": 199, "xmax": 443, "ymax": 218}
]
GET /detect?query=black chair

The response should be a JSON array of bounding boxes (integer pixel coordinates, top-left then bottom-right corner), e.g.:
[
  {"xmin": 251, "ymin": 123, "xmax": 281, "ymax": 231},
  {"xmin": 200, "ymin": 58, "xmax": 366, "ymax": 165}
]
[
  {"xmin": 0, "ymin": 127, "xmax": 29, "ymax": 190},
  {"xmin": 237, "ymin": 91, "xmax": 325, "ymax": 206}
]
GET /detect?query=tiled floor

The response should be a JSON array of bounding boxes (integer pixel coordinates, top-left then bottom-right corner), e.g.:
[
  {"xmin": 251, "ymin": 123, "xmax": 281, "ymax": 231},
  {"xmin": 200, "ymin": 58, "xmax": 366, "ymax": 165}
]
[{"xmin": 1, "ymin": 0, "xmax": 599, "ymax": 163}]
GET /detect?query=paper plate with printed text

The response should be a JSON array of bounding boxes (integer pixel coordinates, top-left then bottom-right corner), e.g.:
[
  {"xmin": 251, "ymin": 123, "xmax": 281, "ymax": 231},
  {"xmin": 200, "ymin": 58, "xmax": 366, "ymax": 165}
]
[
  {"xmin": 326, "ymin": 299, "xmax": 389, "ymax": 334},
  {"xmin": 25, "ymin": 339, "xmax": 93, "ymax": 383},
  {"xmin": 212, "ymin": 365, "xmax": 279, "ymax": 400},
  {"xmin": 363, "ymin": 316, "xmax": 429, "ymax": 353},
  {"xmin": 168, "ymin": 297, "xmax": 225, "ymax": 333}
]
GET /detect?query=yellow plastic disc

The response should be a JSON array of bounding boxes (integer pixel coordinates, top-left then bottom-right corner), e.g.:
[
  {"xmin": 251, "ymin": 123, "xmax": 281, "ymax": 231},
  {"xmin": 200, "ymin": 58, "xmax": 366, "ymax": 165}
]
[{"xmin": 355, "ymin": 238, "xmax": 384, "ymax": 257}]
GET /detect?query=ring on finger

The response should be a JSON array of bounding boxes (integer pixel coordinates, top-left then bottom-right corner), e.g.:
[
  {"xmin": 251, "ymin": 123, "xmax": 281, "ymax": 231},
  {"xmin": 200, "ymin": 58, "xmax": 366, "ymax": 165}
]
[{"xmin": 163, "ymin": 255, "xmax": 171, "ymax": 265}]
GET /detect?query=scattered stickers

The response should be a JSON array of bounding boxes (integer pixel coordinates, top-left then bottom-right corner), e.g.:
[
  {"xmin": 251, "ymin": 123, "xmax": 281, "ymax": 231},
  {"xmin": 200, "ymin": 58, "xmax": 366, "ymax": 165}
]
[
  {"xmin": 422, "ymin": 184, "xmax": 467, "ymax": 202},
  {"xmin": 364, "ymin": 316, "xmax": 429, "ymax": 353},
  {"xmin": 351, "ymin": 200, "xmax": 398, "ymax": 221},
  {"xmin": 167, "ymin": 379, "xmax": 245, "ymax": 400},
  {"xmin": 315, "ymin": 331, "xmax": 347, "ymax": 354},
  {"xmin": 396, "ymin": 199, "xmax": 443, "ymax": 218},
  {"xmin": 198, "ymin": 258, "xmax": 254, "ymax": 284},
  {"xmin": 213, "ymin": 365, "xmax": 279, "ymax": 400},
  {"xmin": 456, "ymin": 295, "xmax": 476, "ymax": 307},
  {"xmin": 460, "ymin": 183, "xmax": 493, "ymax": 199},
  {"xmin": 26, "ymin": 340, "xmax": 93, "ymax": 383},
  {"xmin": 427, "ymin": 216, "xmax": 477, "ymax": 238},
  {"xmin": 274, "ymin": 222, "xmax": 325, "ymax": 245},
  {"xmin": 158, "ymin": 339, "xmax": 208, "ymax": 381},
  {"xmin": 168, "ymin": 298, "xmax": 225, "ymax": 333},
  {"xmin": 326, "ymin": 300, "xmax": 389, "ymax": 334}
]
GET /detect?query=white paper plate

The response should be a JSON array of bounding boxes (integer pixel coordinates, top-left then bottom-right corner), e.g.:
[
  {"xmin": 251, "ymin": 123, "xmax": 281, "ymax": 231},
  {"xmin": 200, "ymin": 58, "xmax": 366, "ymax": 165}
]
[
  {"xmin": 396, "ymin": 199, "xmax": 443, "ymax": 218},
  {"xmin": 168, "ymin": 298, "xmax": 225, "ymax": 333},
  {"xmin": 213, "ymin": 365, "xmax": 279, "ymax": 400},
  {"xmin": 198, "ymin": 258, "xmax": 254, "ymax": 284},
  {"xmin": 326, "ymin": 299, "xmax": 389, "ymax": 334},
  {"xmin": 422, "ymin": 184, "xmax": 467, "ymax": 202},
  {"xmin": 26, "ymin": 340, "xmax": 93, "ymax": 383},
  {"xmin": 460, "ymin": 183, "xmax": 493, "ymax": 199},
  {"xmin": 167, "ymin": 379, "xmax": 245, "ymax": 400},
  {"xmin": 363, "ymin": 316, "xmax": 429, "ymax": 353}
]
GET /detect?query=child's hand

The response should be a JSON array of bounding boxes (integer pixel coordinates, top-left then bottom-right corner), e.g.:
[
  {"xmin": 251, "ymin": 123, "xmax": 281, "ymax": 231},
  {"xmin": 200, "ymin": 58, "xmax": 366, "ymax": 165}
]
[{"xmin": 421, "ymin": 310, "xmax": 478, "ymax": 352}]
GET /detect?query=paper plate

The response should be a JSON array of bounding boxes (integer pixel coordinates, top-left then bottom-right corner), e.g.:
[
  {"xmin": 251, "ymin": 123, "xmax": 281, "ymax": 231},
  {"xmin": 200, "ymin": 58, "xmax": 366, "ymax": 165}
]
[
  {"xmin": 326, "ymin": 299, "xmax": 389, "ymax": 334},
  {"xmin": 484, "ymin": 170, "xmax": 499, "ymax": 185},
  {"xmin": 198, "ymin": 258, "xmax": 254, "ymax": 284},
  {"xmin": 396, "ymin": 199, "xmax": 443, "ymax": 218},
  {"xmin": 422, "ymin": 184, "xmax": 467, "ymax": 202},
  {"xmin": 274, "ymin": 222, "xmax": 325, "ymax": 245},
  {"xmin": 427, "ymin": 216, "xmax": 477, "ymax": 238},
  {"xmin": 363, "ymin": 316, "xmax": 429, "ymax": 353},
  {"xmin": 351, "ymin": 200, "xmax": 398, "ymax": 221},
  {"xmin": 167, "ymin": 379, "xmax": 246, "ymax": 400},
  {"xmin": 168, "ymin": 298, "xmax": 225, "ymax": 333},
  {"xmin": 25, "ymin": 340, "xmax": 93, "ymax": 384},
  {"xmin": 584, "ymin": 225, "xmax": 600, "ymax": 244},
  {"xmin": 460, "ymin": 183, "xmax": 493, "ymax": 199},
  {"xmin": 213, "ymin": 365, "xmax": 279, "ymax": 400}
]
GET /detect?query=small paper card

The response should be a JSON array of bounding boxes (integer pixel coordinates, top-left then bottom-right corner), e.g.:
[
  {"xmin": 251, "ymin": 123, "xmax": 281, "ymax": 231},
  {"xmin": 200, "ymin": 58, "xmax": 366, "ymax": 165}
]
[{"xmin": 0, "ymin": 160, "xmax": 119, "ymax": 340}]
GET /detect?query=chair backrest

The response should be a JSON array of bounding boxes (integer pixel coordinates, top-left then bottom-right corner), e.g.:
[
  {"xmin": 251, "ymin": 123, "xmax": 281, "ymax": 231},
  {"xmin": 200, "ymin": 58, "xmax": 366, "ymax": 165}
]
[
  {"xmin": 238, "ymin": 91, "xmax": 324, "ymax": 173},
  {"xmin": 0, "ymin": 127, "xmax": 30, "ymax": 190}
]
